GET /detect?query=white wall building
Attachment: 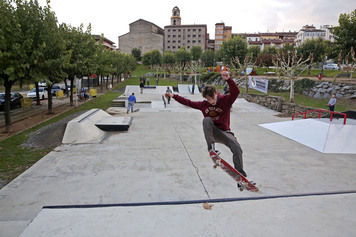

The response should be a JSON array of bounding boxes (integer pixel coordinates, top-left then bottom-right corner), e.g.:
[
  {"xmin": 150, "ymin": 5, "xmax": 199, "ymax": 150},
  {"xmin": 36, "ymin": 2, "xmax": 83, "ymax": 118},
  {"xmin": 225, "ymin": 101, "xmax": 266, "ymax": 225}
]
[{"xmin": 295, "ymin": 25, "xmax": 335, "ymax": 46}]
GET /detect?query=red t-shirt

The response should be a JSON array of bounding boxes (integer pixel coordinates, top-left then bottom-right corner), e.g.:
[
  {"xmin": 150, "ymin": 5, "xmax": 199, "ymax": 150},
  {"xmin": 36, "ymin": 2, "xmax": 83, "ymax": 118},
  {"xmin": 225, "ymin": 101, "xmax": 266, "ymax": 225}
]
[{"xmin": 173, "ymin": 78, "xmax": 239, "ymax": 131}]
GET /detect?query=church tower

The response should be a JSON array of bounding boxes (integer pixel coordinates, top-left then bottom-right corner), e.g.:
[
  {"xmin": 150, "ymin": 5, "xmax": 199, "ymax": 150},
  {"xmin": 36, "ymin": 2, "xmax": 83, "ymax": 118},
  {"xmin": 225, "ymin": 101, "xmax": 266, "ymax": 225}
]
[{"xmin": 171, "ymin": 6, "xmax": 181, "ymax": 25}]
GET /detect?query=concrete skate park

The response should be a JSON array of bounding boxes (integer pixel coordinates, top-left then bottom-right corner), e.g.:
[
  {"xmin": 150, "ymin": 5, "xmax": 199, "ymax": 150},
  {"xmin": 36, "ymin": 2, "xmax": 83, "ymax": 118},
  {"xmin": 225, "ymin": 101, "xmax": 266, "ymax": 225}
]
[{"xmin": 1, "ymin": 85, "xmax": 356, "ymax": 236}]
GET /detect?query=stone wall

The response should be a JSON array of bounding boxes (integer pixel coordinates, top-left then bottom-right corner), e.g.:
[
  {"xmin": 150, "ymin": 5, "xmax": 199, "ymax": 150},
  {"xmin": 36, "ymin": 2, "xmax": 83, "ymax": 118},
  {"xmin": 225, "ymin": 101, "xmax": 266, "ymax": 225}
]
[
  {"xmin": 236, "ymin": 78, "xmax": 356, "ymax": 99},
  {"xmin": 303, "ymin": 81, "xmax": 356, "ymax": 99},
  {"xmin": 241, "ymin": 93, "xmax": 331, "ymax": 118}
]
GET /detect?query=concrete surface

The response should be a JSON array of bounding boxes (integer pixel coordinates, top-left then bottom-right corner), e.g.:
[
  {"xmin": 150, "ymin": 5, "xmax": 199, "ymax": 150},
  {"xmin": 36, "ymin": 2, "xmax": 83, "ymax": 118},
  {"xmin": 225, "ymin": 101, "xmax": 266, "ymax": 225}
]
[
  {"xmin": 1, "ymin": 90, "xmax": 356, "ymax": 236},
  {"xmin": 260, "ymin": 118, "xmax": 356, "ymax": 153}
]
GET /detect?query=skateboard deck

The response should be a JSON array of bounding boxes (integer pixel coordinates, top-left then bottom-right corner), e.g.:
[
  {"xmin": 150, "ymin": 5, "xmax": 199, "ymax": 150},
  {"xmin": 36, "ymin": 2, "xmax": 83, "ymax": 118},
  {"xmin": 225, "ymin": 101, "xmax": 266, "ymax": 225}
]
[
  {"xmin": 209, "ymin": 150, "xmax": 259, "ymax": 192},
  {"xmin": 162, "ymin": 95, "xmax": 167, "ymax": 108}
]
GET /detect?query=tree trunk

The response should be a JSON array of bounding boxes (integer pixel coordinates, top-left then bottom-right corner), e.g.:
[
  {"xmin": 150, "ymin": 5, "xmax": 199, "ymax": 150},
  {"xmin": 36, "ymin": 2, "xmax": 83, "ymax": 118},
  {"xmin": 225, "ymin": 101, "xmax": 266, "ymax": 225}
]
[
  {"xmin": 290, "ymin": 79, "xmax": 295, "ymax": 102},
  {"xmin": 47, "ymin": 85, "xmax": 53, "ymax": 114},
  {"xmin": 3, "ymin": 79, "xmax": 13, "ymax": 133},
  {"xmin": 100, "ymin": 75, "xmax": 103, "ymax": 92},
  {"xmin": 63, "ymin": 79, "xmax": 69, "ymax": 97},
  {"xmin": 245, "ymin": 74, "xmax": 249, "ymax": 93},
  {"xmin": 70, "ymin": 78, "xmax": 74, "ymax": 106},
  {"xmin": 35, "ymin": 82, "xmax": 41, "ymax": 105}
]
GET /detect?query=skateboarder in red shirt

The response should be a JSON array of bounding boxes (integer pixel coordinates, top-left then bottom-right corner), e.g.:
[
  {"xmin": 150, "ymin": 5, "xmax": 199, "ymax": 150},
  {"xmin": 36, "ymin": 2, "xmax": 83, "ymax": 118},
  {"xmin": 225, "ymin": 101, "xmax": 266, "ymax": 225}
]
[{"xmin": 165, "ymin": 71, "xmax": 247, "ymax": 178}]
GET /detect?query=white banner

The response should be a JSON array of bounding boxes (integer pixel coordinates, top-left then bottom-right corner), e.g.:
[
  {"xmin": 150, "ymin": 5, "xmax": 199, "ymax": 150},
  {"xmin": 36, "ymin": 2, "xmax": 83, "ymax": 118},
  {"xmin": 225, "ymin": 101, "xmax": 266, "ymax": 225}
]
[{"xmin": 248, "ymin": 76, "xmax": 268, "ymax": 94}]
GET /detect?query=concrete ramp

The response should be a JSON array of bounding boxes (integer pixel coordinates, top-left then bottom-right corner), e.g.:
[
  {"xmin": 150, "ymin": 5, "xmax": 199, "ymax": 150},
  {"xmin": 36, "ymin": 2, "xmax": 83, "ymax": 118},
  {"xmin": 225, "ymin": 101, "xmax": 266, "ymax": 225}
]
[
  {"xmin": 62, "ymin": 109, "xmax": 132, "ymax": 144},
  {"xmin": 259, "ymin": 118, "xmax": 356, "ymax": 154},
  {"xmin": 156, "ymin": 86, "xmax": 173, "ymax": 94},
  {"xmin": 124, "ymin": 86, "xmax": 140, "ymax": 95},
  {"xmin": 188, "ymin": 85, "xmax": 200, "ymax": 94},
  {"xmin": 178, "ymin": 84, "xmax": 191, "ymax": 93}
]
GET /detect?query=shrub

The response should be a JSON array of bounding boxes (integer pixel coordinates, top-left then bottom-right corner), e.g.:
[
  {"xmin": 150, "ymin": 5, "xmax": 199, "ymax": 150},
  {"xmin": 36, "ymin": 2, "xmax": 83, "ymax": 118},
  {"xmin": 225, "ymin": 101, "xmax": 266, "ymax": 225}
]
[{"xmin": 294, "ymin": 78, "xmax": 315, "ymax": 93}]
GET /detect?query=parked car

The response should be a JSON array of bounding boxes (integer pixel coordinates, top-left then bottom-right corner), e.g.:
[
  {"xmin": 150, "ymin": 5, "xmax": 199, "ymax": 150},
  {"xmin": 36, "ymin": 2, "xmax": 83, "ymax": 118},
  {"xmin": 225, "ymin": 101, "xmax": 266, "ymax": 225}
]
[
  {"xmin": 51, "ymin": 85, "xmax": 61, "ymax": 96},
  {"xmin": 323, "ymin": 64, "xmax": 339, "ymax": 70},
  {"xmin": 27, "ymin": 87, "xmax": 48, "ymax": 100},
  {"xmin": 0, "ymin": 92, "xmax": 23, "ymax": 110},
  {"xmin": 38, "ymin": 80, "xmax": 47, "ymax": 87},
  {"xmin": 61, "ymin": 85, "xmax": 76, "ymax": 94}
]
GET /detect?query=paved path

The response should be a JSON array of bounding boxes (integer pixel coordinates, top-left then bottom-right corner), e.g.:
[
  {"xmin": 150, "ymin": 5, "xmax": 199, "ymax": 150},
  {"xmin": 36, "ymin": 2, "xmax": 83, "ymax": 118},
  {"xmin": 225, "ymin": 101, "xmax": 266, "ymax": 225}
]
[{"xmin": 1, "ymin": 93, "xmax": 356, "ymax": 236}]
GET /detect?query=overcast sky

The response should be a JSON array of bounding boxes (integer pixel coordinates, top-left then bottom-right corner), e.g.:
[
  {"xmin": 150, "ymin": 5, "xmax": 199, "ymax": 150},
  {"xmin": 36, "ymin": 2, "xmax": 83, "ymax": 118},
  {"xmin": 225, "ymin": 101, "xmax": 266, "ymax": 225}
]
[{"xmin": 37, "ymin": 0, "xmax": 355, "ymax": 47}]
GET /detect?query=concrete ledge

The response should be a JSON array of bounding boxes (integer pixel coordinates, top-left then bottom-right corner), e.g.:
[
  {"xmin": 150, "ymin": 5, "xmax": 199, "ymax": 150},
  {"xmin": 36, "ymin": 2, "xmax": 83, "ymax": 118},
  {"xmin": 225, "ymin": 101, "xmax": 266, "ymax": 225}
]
[
  {"xmin": 95, "ymin": 117, "xmax": 133, "ymax": 131},
  {"xmin": 62, "ymin": 109, "xmax": 133, "ymax": 144}
]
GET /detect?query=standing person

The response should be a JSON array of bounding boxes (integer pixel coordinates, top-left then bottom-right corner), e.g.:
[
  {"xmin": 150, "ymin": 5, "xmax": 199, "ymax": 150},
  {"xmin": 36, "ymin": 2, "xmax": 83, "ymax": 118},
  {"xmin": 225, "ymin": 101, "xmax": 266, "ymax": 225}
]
[
  {"xmin": 140, "ymin": 81, "xmax": 144, "ymax": 94},
  {"xmin": 165, "ymin": 86, "xmax": 173, "ymax": 104},
  {"xmin": 156, "ymin": 77, "xmax": 159, "ymax": 86},
  {"xmin": 127, "ymin": 93, "xmax": 136, "ymax": 114},
  {"xmin": 165, "ymin": 71, "xmax": 251, "ymax": 188},
  {"xmin": 327, "ymin": 94, "xmax": 337, "ymax": 112},
  {"xmin": 147, "ymin": 77, "xmax": 150, "ymax": 86}
]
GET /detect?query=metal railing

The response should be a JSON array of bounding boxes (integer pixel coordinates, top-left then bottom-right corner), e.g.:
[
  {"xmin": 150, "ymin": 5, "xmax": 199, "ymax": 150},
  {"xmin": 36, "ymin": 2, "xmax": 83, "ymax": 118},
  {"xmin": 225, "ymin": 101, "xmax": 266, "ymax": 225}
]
[{"xmin": 292, "ymin": 109, "xmax": 347, "ymax": 125}]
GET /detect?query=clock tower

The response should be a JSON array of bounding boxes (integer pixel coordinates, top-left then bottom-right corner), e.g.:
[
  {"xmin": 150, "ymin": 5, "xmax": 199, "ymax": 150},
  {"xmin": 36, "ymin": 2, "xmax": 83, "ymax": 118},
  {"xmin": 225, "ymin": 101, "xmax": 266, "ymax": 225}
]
[{"xmin": 171, "ymin": 6, "xmax": 181, "ymax": 26}]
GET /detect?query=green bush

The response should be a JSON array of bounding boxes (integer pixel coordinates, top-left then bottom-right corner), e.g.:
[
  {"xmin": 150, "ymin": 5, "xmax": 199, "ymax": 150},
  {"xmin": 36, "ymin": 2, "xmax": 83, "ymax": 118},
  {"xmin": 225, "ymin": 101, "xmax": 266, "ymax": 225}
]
[
  {"xmin": 294, "ymin": 78, "xmax": 315, "ymax": 93},
  {"xmin": 201, "ymin": 72, "xmax": 218, "ymax": 81},
  {"xmin": 268, "ymin": 79, "xmax": 287, "ymax": 92}
]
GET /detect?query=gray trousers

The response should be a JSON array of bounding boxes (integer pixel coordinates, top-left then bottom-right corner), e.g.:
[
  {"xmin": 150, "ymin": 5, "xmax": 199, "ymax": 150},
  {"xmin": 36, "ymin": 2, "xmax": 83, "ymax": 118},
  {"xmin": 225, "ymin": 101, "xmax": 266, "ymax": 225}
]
[{"xmin": 203, "ymin": 117, "xmax": 245, "ymax": 176}]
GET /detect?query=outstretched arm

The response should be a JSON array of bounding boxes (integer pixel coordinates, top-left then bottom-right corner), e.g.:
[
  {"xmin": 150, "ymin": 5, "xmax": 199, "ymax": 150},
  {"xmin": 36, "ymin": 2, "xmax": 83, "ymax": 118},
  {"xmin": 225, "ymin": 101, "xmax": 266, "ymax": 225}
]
[
  {"xmin": 165, "ymin": 93, "xmax": 204, "ymax": 110},
  {"xmin": 221, "ymin": 71, "xmax": 239, "ymax": 101}
]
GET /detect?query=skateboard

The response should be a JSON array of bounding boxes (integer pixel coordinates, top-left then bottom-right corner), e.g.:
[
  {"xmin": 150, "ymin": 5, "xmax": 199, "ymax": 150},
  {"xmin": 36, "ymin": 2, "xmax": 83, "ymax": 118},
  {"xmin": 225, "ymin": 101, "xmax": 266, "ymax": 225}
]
[
  {"xmin": 162, "ymin": 95, "xmax": 166, "ymax": 108},
  {"xmin": 209, "ymin": 150, "xmax": 259, "ymax": 192}
]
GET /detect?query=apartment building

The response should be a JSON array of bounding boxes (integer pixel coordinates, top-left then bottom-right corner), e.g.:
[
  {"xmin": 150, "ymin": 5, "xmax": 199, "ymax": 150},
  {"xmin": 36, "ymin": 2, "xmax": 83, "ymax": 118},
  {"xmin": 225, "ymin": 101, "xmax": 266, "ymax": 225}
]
[
  {"xmin": 214, "ymin": 22, "xmax": 232, "ymax": 51},
  {"xmin": 164, "ymin": 6, "xmax": 208, "ymax": 52},
  {"xmin": 295, "ymin": 25, "xmax": 335, "ymax": 46},
  {"xmin": 233, "ymin": 31, "xmax": 297, "ymax": 51}
]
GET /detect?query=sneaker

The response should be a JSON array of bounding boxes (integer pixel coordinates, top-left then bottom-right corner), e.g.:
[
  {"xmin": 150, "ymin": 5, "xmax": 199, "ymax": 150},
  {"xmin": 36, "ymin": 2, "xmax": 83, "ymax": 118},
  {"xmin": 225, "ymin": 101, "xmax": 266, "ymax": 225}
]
[{"xmin": 213, "ymin": 150, "xmax": 221, "ymax": 155}]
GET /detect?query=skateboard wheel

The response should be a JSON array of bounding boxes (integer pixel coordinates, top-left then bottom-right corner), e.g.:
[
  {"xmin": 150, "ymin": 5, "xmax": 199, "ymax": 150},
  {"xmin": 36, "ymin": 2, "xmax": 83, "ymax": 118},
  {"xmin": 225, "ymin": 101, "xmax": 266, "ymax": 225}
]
[{"xmin": 213, "ymin": 165, "xmax": 217, "ymax": 169}]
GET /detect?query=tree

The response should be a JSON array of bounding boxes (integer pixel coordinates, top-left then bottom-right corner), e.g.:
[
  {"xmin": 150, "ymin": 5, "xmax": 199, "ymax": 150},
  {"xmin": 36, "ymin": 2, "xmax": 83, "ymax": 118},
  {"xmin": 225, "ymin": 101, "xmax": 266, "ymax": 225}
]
[
  {"xmin": 61, "ymin": 23, "xmax": 98, "ymax": 105},
  {"xmin": 131, "ymin": 48, "xmax": 142, "ymax": 62},
  {"xmin": 220, "ymin": 36, "xmax": 248, "ymax": 65},
  {"xmin": 261, "ymin": 46, "xmax": 278, "ymax": 55},
  {"xmin": 273, "ymin": 50, "xmax": 313, "ymax": 102},
  {"xmin": 190, "ymin": 46, "xmax": 202, "ymax": 61},
  {"xmin": 248, "ymin": 46, "xmax": 261, "ymax": 61},
  {"xmin": 0, "ymin": 0, "xmax": 47, "ymax": 131},
  {"xmin": 231, "ymin": 54, "xmax": 256, "ymax": 93},
  {"xmin": 200, "ymin": 50, "xmax": 215, "ymax": 67},
  {"xmin": 142, "ymin": 49, "xmax": 162, "ymax": 67},
  {"xmin": 162, "ymin": 51, "xmax": 175, "ymax": 78},
  {"xmin": 297, "ymin": 38, "xmax": 325, "ymax": 75},
  {"xmin": 174, "ymin": 47, "xmax": 191, "ymax": 82},
  {"xmin": 333, "ymin": 9, "xmax": 356, "ymax": 57},
  {"xmin": 39, "ymin": 3, "xmax": 70, "ymax": 114}
]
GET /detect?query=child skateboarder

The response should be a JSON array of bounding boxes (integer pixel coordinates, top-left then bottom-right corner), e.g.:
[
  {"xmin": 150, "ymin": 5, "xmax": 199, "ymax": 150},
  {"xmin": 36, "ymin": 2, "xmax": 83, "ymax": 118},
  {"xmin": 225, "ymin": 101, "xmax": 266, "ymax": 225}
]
[{"xmin": 165, "ymin": 71, "xmax": 250, "ymax": 186}]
